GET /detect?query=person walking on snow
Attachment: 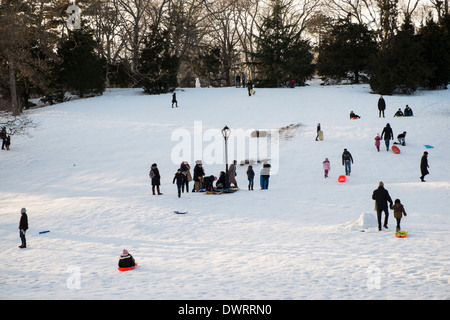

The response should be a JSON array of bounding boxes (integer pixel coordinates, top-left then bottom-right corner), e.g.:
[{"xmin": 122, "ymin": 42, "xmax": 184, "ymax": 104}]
[
  {"xmin": 173, "ymin": 169, "xmax": 186, "ymax": 198},
  {"xmin": 420, "ymin": 151, "xmax": 430, "ymax": 182},
  {"xmin": 372, "ymin": 181, "xmax": 393, "ymax": 231},
  {"xmin": 18, "ymin": 208, "xmax": 28, "ymax": 248},
  {"xmin": 390, "ymin": 199, "xmax": 407, "ymax": 232},
  {"xmin": 323, "ymin": 158, "xmax": 330, "ymax": 178},
  {"xmin": 341, "ymin": 149, "xmax": 353, "ymax": 176},
  {"xmin": 378, "ymin": 96, "xmax": 386, "ymax": 118},
  {"xmin": 374, "ymin": 133, "xmax": 381, "ymax": 152},
  {"xmin": 381, "ymin": 123, "xmax": 394, "ymax": 151},
  {"xmin": 172, "ymin": 92, "xmax": 178, "ymax": 108}
]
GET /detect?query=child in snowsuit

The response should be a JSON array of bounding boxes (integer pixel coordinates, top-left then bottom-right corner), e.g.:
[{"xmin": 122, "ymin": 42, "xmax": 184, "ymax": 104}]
[
  {"xmin": 118, "ymin": 249, "xmax": 136, "ymax": 268},
  {"xmin": 375, "ymin": 134, "xmax": 381, "ymax": 152},
  {"xmin": 173, "ymin": 169, "xmax": 186, "ymax": 198},
  {"xmin": 390, "ymin": 199, "xmax": 407, "ymax": 232},
  {"xmin": 323, "ymin": 158, "xmax": 330, "ymax": 178},
  {"xmin": 246, "ymin": 165, "xmax": 255, "ymax": 190}
]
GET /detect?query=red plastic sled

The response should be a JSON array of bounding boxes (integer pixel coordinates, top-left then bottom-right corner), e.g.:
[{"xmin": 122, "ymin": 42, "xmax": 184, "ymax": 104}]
[
  {"xmin": 392, "ymin": 146, "xmax": 400, "ymax": 154},
  {"xmin": 118, "ymin": 263, "xmax": 139, "ymax": 272},
  {"xmin": 338, "ymin": 175, "xmax": 347, "ymax": 183}
]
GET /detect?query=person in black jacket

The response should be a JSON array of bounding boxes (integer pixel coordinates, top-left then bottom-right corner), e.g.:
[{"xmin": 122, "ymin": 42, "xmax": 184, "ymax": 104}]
[
  {"xmin": 420, "ymin": 151, "xmax": 429, "ymax": 182},
  {"xmin": 381, "ymin": 123, "xmax": 394, "ymax": 151},
  {"xmin": 19, "ymin": 208, "xmax": 28, "ymax": 248},
  {"xmin": 378, "ymin": 96, "xmax": 386, "ymax": 118},
  {"xmin": 193, "ymin": 161, "xmax": 205, "ymax": 192},
  {"xmin": 372, "ymin": 182, "xmax": 393, "ymax": 231},
  {"xmin": 173, "ymin": 169, "xmax": 186, "ymax": 198},
  {"xmin": 342, "ymin": 149, "xmax": 353, "ymax": 176},
  {"xmin": 149, "ymin": 163, "xmax": 162, "ymax": 195},
  {"xmin": 118, "ymin": 249, "xmax": 136, "ymax": 268}
]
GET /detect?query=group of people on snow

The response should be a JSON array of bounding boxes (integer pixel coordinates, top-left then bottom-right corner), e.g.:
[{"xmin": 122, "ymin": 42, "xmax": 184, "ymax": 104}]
[{"xmin": 149, "ymin": 159, "xmax": 271, "ymax": 198}]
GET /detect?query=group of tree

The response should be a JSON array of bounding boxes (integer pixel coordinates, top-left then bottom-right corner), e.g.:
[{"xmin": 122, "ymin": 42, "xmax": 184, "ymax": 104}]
[{"xmin": 1, "ymin": 0, "xmax": 450, "ymax": 115}]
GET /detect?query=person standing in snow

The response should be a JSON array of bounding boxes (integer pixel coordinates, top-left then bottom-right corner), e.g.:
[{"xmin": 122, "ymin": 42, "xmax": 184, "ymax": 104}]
[
  {"xmin": 341, "ymin": 149, "xmax": 353, "ymax": 176},
  {"xmin": 247, "ymin": 80, "xmax": 253, "ymax": 96},
  {"xmin": 180, "ymin": 161, "xmax": 192, "ymax": 193},
  {"xmin": 228, "ymin": 160, "xmax": 238, "ymax": 187},
  {"xmin": 246, "ymin": 165, "xmax": 255, "ymax": 190},
  {"xmin": 149, "ymin": 163, "xmax": 162, "ymax": 195},
  {"xmin": 260, "ymin": 163, "xmax": 271, "ymax": 189},
  {"xmin": 374, "ymin": 133, "xmax": 381, "ymax": 152},
  {"xmin": 173, "ymin": 169, "xmax": 186, "ymax": 198},
  {"xmin": 172, "ymin": 92, "xmax": 178, "ymax": 108},
  {"xmin": 390, "ymin": 199, "xmax": 407, "ymax": 232},
  {"xmin": 18, "ymin": 208, "xmax": 28, "ymax": 248},
  {"xmin": 420, "ymin": 151, "xmax": 429, "ymax": 182},
  {"xmin": 378, "ymin": 96, "xmax": 386, "ymax": 118},
  {"xmin": 315, "ymin": 123, "xmax": 321, "ymax": 141},
  {"xmin": 193, "ymin": 160, "xmax": 205, "ymax": 192},
  {"xmin": 323, "ymin": 158, "xmax": 330, "ymax": 178},
  {"xmin": 381, "ymin": 123, "xmax": 394, "ymax": 151},
  {"xmin": 118, "ymin": 249, "xmax": 136, "ymax": 268},
  {"xmin": 372, "ymin": 181, "xmax": 393, "ymax": 231}
]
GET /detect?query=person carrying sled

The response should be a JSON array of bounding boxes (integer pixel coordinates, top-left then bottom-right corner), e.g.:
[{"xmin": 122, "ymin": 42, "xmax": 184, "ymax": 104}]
[
  {"xmin": 173, "ymin": 169, "xmax": 186, "ymax": 198},
  {"xmin": 381, "ymin": 123, "xmax": 394, "ymax": 151},
  {"xmin": 341, "ymin": 149, "xmax": 353, "ymax": 176},
  {"xmin": 372, "ymin": 181, "xmax": 393, "ymax": 231},
  {"xmin": 390, "ymin": 199, "xmax": 407, "ymax": 232},
  {"xmin": 18, "ymin": 208, "xmax": 28, "ymax": 248},
  {"xmin": 118, "ymin": 249, "xmax": 136, "ymax": 268}
]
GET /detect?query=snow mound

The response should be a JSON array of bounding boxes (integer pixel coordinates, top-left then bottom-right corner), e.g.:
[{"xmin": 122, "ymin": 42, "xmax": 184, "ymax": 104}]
[{"xmin": 339, "ymin": 212, "xmax": 378, "ymax": 231}]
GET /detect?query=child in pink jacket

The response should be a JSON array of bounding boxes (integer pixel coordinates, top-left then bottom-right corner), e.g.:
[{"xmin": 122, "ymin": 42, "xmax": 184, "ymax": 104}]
[
  {"xmin": 323, "ymin": 158, "xmax": 330, "ymax": 178},
  {"xmin": 374, "ymin": 134, "xmax": 381, "ymax": 152}
]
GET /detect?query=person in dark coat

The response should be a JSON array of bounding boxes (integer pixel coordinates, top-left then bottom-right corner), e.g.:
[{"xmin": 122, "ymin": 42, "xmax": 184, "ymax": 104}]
[
  {"xmin": 193, "ymin": 161, "xmax": 205, "ymax": 192},
  {"xmin": 172, "ymin": 92, "xmax": 178, "ymax": 108},
  {"xmin": 378, "ymin": 96, "xmax": 386, "ymax": 118},
  {"xmin": 173, "ymin": 169, "xmax": 186, "ymax": 198},
  {"xmin": 1, "ymin": 127, "xmax": 7, "ymax": 150},
  {"xmin": 397, "ymin": 131, "xmax": 407, "ymax": 146},
  {"xmin": 394, "ymin": 108, "xmax": 404, "ymax": 117},
  {"xmin": 315, "ymin": 123, "xmax": 321, "ymax": 141},
  {"xmin": 349, "ymin": 111, "xmax": 360, "ymax": 119},
  {"xmin": 372, "ymin": 181, "xmax": 393, "ymax": 231},
  {"xmin": 247, "ymin": 80, "xmax": 253, "ymax": 96},
  {"xmin": 203, "ymin": 175, "xmax": 216, "ymax": 192},
  {"xmin": 179, "ymin": 161, "xmax": 192, "ymax": 193},
  {"xmin": 404, "ymin": 105, "xmax": 413, "ymax": 116},
  {"xmin": 149, "ymin": 163, "xmax": 162, "ymax": 195},
  {"xmin": 19, "ymin": 208, "xmax": 28, "ymax": 248},
  {"xmin": 216, "ymin": 171, "xmax": 226, "ymax": 189},
  {"xmin": 341, "ymin": 148, "xmax": 353, "ymax": 176},
  {"xmin": 420, "ymin": 151, "xmax": 429, "ymax": 182},
  {"xmin": 118, "ymin": 249, "xmax": 136, "ymax": 268},
  {"xmin": 246, "ymin": 165, "xmax": 255, "ymax": 190},
  {"xmin": 381, "ymin": 123, "xmax": 394, "ymax": 151}
]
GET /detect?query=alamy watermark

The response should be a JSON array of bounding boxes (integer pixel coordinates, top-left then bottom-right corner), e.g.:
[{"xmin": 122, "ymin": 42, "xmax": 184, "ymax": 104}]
[
  {"xmin": 366, "ymin": 265, "xmax": 381, "ymax": 290},
  {"xmin": 66, "ymin": 266, "xmax": 81, "ymax": 290},
  {"xmin": 66, "ymin": 1, "xmax": 81, "ymax": 30},
  {"xmin": 171, "ymin": 121, "xmax": 280, "ymax": 174}
]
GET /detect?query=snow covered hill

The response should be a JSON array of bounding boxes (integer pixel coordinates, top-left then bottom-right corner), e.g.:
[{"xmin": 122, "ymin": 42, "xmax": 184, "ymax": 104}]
[{"xmin": 1, "ymin": 81, "xmax": 449, "ymax": 300}]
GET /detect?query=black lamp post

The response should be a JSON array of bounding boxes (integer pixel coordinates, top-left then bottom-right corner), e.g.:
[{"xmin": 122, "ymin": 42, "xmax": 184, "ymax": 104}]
[{"xmin": 222, "ymin": 125, "xmax": 231, "ymax": 189}]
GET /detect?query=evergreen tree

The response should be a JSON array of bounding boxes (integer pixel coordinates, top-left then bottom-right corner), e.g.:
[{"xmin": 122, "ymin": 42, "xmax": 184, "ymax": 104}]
[
  {"xmin": 418, "ymin": 16, "xmax": 450, "ymax": 89},
  {"xmin": 369, "ymin": 17, "xmax": 428, "ymax": 94},
  {"xmin": 251, "ymin": 0, "xmax": 314, "ymax": 87},
  {"xmin": 138, "ymin": 25, "xmax": 180, "ymax": 94},
  {"xmin": 55, "ymin": 29, "xmax": 106, "ymax": 98},
  {"xmin": 317, "ymin": 19, "xmax": 377, "ymax": 84}
]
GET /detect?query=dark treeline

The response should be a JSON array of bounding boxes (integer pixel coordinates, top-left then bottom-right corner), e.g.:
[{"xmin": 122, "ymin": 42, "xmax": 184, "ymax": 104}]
[{"xmin": 1, "ymin": 0, "xmax": 449, "ymax": 115}]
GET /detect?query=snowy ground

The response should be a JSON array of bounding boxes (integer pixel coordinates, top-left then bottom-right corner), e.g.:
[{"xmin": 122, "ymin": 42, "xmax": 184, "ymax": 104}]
[{"xmin": 0, "ymin": 80, "xmax": 449, "ymax": 300}]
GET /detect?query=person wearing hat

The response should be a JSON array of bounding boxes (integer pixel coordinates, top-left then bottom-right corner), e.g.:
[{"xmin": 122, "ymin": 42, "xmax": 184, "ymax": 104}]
[
  {"xmin": 193, "ymin": 160, "xmax": 205, "ymax": 192},
  {"xmin": 341, "ymin": 148, "xmax": 353, "ymax": 176},
  {"xmin": 372, "ymin": 182, "xmax": 393, "ymax": 231},
  {"xmin": 118, "ymin": 249, "xmax": 136, "ymax": 268},
  {"xmin": 323, "ymin": 158, "xmax": 330, "ymax": 178},
  {"xmin": 19, "ymin": 208, "xmax": 28, "ymax": 248},
  {"xmin": 420, "ymin": 151, "xmax": 429, "ymax": 182}
]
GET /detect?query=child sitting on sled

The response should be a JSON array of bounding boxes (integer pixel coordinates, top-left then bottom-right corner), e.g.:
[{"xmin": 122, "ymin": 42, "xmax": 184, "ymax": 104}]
[{"xmin": 118, "ymin": 249, "xmax": 136, "ymax": 268}]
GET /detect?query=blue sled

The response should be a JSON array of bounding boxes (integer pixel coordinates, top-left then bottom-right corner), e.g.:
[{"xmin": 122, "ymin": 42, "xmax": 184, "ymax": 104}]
[
  {"xmin": 424, "ymin": 145, "xmax": 434, "ymax": 149},
  {"xmin": 39, "ymin": 230, "xmax": 50, "ymax": 234}
]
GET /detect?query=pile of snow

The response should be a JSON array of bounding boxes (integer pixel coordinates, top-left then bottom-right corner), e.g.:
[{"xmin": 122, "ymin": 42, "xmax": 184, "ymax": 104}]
[
  {"xmin": 1, "ymin": 80, "xmax": 449, "ymax": 300},
  {"xmin": 338, "ymin": 212, "xmax": 379, "ymax": 231}
]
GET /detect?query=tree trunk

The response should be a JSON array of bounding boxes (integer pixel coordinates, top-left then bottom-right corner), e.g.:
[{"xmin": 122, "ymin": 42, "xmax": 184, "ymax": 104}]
[{"xmin": 8, "ymin": 59, "xmax": 20, "ymax": 116}]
